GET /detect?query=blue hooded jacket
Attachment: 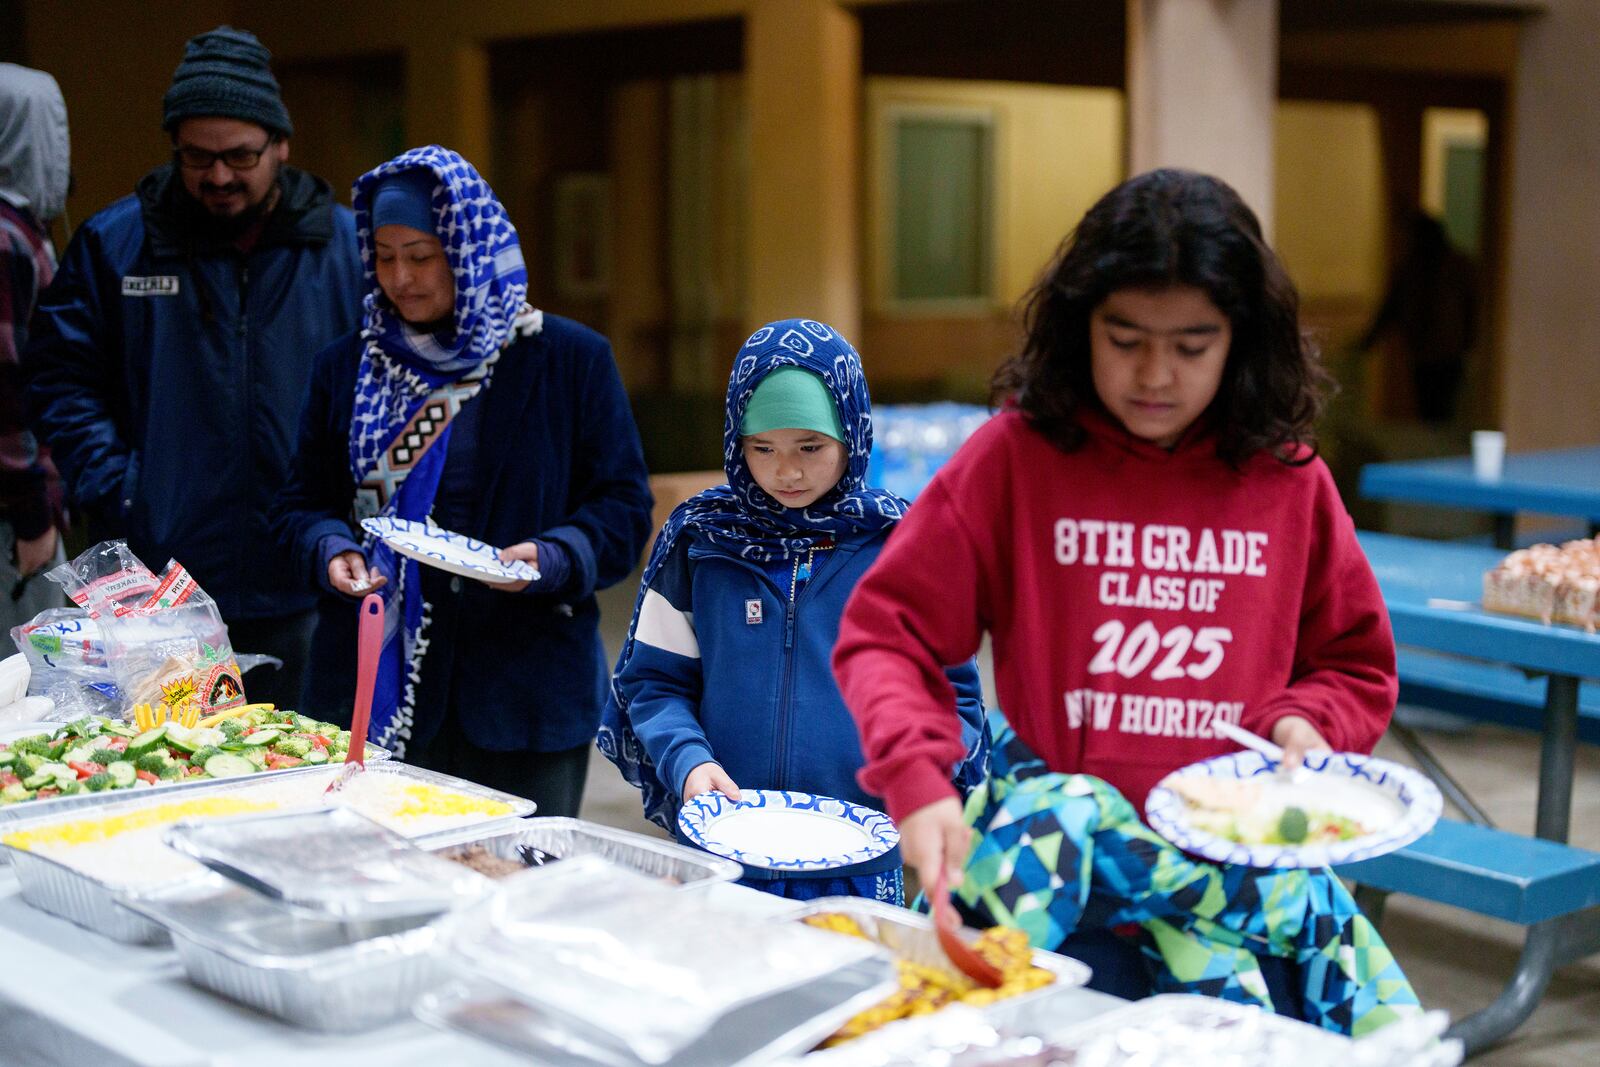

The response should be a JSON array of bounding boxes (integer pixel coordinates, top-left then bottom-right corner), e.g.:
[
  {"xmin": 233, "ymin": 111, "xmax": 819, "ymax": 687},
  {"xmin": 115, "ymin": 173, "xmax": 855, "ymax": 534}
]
[
  {"xmin": 601, "ymin": 319, "xmax": 987, "ymax": 880},
  {"xmin": 23, "ymin": 164, "xmax": 362, "ymax": 620}
]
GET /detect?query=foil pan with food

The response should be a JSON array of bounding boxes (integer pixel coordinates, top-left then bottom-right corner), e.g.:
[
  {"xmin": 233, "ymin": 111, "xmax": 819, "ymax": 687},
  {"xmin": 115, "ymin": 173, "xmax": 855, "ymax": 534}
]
[{"xmin": 789, "ymin": 899, "xmax": 1089, "ymax": 1050}]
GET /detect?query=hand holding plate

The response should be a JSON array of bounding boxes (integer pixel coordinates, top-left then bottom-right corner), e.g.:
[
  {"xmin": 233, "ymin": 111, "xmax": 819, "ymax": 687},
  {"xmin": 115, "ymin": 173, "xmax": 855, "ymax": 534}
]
[
  {"xmin": 1269, "ymin": 714, "xmax": 1330, "ymax": 773},
  {"xmin": 683, "ymin": 761, "xmax": 741, "ymax": 802},
  {"xmin": 493, "ymin": 542, "xmax": 541, "ymax": 592}
]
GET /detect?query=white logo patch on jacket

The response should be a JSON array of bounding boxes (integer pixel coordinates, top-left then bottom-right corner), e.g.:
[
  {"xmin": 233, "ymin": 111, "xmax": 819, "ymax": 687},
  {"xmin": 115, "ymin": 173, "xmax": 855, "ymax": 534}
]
[{"xmin": 121, "ymin": 275, "xmax": 180, "ymax": 296}]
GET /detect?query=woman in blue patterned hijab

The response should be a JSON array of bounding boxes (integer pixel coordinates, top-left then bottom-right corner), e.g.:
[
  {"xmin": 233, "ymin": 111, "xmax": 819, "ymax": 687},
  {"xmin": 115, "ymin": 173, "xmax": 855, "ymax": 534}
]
[{"xmin": 274, "ymin": 144, "xmax": 653, "ymax": 818}]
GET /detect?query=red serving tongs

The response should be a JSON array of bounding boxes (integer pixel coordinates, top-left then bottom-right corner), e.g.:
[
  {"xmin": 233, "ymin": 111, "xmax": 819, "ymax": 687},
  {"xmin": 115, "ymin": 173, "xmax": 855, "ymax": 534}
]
[
  {"xmin": 325, "ymin": 593, "xmax": 384, "ymax": 795},
  {"xmin": 929, "ymin": 865, "xmax": 1004, "ymax": 988}
]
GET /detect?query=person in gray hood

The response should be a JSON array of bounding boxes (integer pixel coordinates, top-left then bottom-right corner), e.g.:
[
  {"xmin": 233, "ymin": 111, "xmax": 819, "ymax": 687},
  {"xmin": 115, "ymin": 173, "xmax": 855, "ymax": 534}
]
[{"xmin": 0, "ymin": 62, "xmax": 70, "ymax": 628}]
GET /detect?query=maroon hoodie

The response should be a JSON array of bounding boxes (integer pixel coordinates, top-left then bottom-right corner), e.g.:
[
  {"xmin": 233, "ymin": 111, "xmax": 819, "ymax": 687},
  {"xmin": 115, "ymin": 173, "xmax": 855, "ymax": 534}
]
[{"xmin": 833, "ymin": 408, "xmax": 1396, "ymax": 822}]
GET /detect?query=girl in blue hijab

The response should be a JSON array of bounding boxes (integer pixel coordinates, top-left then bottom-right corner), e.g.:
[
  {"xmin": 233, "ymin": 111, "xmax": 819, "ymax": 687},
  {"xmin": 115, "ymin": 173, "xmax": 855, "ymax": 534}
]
[
  {"xmin": 274, "ymin": 146, "xmax": 652, "ymax": 815},
  {"xmin": 599, "ymin": 319, "xmax": 987, "ymax": 903}
]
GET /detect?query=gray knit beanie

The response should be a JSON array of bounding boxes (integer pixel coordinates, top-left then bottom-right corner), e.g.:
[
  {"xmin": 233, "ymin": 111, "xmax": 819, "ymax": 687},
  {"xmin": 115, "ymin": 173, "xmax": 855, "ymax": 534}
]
[{"xmin": 162, "ymin": 26, "xmax": 292, "ymax": 139}]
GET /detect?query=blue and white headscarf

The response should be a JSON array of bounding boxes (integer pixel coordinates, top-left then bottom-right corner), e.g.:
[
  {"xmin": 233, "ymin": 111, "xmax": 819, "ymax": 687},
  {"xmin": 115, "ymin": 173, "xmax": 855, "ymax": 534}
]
[
  {"xmin": 348, "ymin": 145, "xmax": 540, "ymax": 756},
  {"xmin": 598, "ymin": 319, "xmax": 908, "ymax": 827}
]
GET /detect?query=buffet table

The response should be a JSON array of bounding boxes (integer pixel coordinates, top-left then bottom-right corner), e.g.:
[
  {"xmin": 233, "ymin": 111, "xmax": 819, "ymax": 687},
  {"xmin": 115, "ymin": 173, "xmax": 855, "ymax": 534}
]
[{"xmin": 0, "ymin": 864, "xmax": 1123, "ymax": 1067}]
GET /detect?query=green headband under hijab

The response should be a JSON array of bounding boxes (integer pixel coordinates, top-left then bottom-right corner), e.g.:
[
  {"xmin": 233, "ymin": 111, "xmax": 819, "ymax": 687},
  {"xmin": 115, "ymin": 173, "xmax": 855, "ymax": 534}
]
[{"xmin": 739, "ymin": 367, "xmax": 845, "ymax": 442}]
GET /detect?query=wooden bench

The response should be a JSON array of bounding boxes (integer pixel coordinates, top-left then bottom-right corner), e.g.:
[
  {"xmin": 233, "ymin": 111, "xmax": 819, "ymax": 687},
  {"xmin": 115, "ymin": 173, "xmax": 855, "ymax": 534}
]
[{"xmin": 1337, "ymin": 819, "xmax": 1600, "ymax": 925}]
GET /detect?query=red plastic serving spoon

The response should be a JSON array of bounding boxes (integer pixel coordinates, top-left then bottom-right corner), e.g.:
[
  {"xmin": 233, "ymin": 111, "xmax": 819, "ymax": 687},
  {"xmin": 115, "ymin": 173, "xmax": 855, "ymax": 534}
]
[
  {"xmin": 929, "ymin": 865, "xmax": 1004, "ymax": 988},
  {"xmin": 325, "ymin": 593, "xmax": 383, "ymax": 795}
]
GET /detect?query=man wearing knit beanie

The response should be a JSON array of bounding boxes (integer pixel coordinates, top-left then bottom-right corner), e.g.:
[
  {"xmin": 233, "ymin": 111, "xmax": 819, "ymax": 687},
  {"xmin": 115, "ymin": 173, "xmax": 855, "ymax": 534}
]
[{"xmin": 24, "ymin": 26, "xmax": 363, "ymax": 711}]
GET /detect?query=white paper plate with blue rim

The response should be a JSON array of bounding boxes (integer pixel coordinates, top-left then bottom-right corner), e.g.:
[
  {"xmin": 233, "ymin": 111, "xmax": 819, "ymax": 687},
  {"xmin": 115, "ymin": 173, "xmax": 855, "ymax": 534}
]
[
  {"xmin": 360, "ymin": 517, "xmax": 538, "ymax": 585},
  {"xmin": 678, "ymin": 789, "xmax": 900, "ymax": 872},
  {"xmin": 1145, "ymin": 750, "xmax": 1443, "ymax": 869}
]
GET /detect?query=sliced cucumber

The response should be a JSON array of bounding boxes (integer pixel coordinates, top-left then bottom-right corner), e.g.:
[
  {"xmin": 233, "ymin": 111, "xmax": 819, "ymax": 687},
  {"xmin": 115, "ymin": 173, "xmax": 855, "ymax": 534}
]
[
  {"xmin": 126, "ymin": 724, "xmax": 169, "ymax": 757},
  {"xmin": 106, "ymin": 762, "xmax": 137, "ymax": 788},
  {"xmin": 49, "ymin": 764, "xmax": 78, "ymax": 788},
  {"xmin": 0, "ymin": 751, "xmax": 15, "ymax": 767},
  {"xmin": 102, "ymin": 722, "xmax": 139, "ymax": 738},
  {"xmin": 203, "ymin": 753, "xmax": 256, "ymax": 778},
  {"xmin": 302, "ymin": 746, "xmax": 329, "ymax": 764},
  {"xmin": 242, "ymin": 728, "xmax": 283, "ymax": 746},
  {"xmin": 164, "ymin": 725, "xmax": 198, "ymax": 754},
  {"xmin": 21, "ymin": 767, "xmax": 55, "ymax": 789}
]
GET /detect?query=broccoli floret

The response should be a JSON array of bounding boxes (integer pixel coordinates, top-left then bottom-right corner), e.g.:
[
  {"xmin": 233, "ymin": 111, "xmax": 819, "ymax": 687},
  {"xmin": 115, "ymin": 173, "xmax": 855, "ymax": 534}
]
[
  {"xmin": 158, "ymin": 762, "xmax": 184, "ymax": 780},
  {"xmin": 11, "ymin": 737, "xmax": 52, "ymax": 758},
  {"xmin": 219, "ymin": 719, "xmax": 247, "ymax": 740},
  {"xmin": 242, "ymin": 748, "xmax": 268, "ymax": 770},
  {"xmin": 90, "ymin": 747, "xmax": 122, "ymax": 766},
  {"xmin": 134, "ymin": 753, "xmax": 169, "ymax": 774},
  {"xmin": 83, "ymin": 773, "xmax": 113, "ymax": 791},
  {"xmin": 190, "ymin": 745, "xmax": 223, "ymax": 767},
  {"xmin": 274, "ymin": 737, "xmax": 313, "ymax": 758}
]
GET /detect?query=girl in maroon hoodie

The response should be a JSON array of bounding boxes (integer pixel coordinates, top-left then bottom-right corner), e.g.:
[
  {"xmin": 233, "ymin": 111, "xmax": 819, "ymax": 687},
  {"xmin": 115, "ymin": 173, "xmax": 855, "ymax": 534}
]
[{"xmin": 834, "ymin": 169, "xmax": 1414, "ymax": 1026}]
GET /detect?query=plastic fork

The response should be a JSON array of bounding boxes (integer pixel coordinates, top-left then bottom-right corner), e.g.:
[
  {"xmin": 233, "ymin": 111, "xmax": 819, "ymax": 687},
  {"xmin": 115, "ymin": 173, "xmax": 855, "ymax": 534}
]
[
  {"xmin": 326, "ymin": 593, "xmax": 384, "ymax": 796},
  {"xmin": 929, "ymin": 865, "xmax": 1004, "ymax": 988},
  {"xmin": 1210, "ymin": 718, "xmax": 1308, "ymax": 782}
]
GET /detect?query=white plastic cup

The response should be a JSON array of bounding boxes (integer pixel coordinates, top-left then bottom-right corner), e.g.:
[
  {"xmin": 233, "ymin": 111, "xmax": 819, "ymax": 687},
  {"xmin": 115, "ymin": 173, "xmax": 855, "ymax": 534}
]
[{"xmin": 1472, "ymin": 430, "xmax": 1506, "ymax": 480}]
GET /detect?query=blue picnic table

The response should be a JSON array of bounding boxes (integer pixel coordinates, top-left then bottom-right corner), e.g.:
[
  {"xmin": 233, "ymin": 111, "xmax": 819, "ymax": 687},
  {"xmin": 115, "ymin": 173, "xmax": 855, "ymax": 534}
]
[
  {"xmin": 1360, "ymin": 445, "xmax": 1600, "ymax": 548},
  {"xmin": 1352, "ymin": 532, "xmax": 1600, "ymax": 1053}
]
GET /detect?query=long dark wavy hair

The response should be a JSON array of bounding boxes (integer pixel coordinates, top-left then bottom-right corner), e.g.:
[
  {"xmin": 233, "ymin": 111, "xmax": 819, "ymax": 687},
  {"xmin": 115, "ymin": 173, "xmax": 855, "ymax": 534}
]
[{"xmin": 992, "ymin": 168, "xmax": 1331, "ymax": 466}]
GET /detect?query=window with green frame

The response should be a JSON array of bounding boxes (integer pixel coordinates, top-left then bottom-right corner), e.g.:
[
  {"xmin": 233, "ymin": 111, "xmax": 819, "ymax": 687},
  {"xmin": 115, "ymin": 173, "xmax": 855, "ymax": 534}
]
[{"xmin": 888, "ymin": 110, "xmax": 995, "ymax": 305}]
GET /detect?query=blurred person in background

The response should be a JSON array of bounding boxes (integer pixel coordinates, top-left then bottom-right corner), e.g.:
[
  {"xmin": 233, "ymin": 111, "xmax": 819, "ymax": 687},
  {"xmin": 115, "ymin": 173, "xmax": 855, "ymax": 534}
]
[
  {"xmin": 23, "ymin": 28, "xmax": 362, "ymax": 706},
  {"xmin": 1359, "ymin": 211, "xmax": 1478, "ymax": 424},
  {"xmin": 0, "ymin": 62, "xmax": 70, "ymax": 629}
]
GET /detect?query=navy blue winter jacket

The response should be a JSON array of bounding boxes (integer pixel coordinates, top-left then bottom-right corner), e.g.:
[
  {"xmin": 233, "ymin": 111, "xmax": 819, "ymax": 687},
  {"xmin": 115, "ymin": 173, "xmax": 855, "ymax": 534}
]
[
  {"xmin": 272, "ymin": 315, "xmax": 653, "ymax": 753},
  {"xmin": 618, "ymin": 525, "xmax": 986, "ymax": 878},
  {"xmin": 23, "ymin": 165, "xmax": 362, "ymax": 620}
]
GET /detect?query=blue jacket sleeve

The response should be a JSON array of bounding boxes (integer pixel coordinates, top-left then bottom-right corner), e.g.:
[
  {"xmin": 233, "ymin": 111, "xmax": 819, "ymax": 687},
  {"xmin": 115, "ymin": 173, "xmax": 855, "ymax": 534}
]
[
  {"xmin": 537, "ymin": 337, "xmax": 653, "ymax": 600},
  {"xmin": 22, "ymin": 223, "xmax": 129, "ymax": 525},
  {"xmin": 270, "ymin": 336, "xmax": 362, "ymax": 592},
  {"xmin": 946, "ymin": 658, "xmax": 991, "ymax": 794},
  {"xmin": 616, "ymin": 537, "xmax": 716, "ymax": 798}
]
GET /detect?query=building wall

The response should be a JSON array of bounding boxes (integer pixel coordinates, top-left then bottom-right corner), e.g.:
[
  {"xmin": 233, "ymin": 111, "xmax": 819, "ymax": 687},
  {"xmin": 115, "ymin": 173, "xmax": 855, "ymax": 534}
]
[{"xmin": 1499, "ymin": 0, "xmax": 1600, "ymax": 449}]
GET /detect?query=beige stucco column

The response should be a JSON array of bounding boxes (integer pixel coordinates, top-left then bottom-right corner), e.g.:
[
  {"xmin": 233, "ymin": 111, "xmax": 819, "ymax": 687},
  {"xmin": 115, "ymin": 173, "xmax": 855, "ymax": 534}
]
[
  {"xmin": 404, "ymin": 40, "xmax": 491, "ymax": 178},
  {"xmin": 610, "ymin": 79, "xmax": 670, "ymax": 392},
  {"xmin": 1126, "ymin": 0, "xmax": 1278, "ymax": 238},
  {"xmin": 1499, "ymin": 0, "xmax": 1600, "ymax": 450},
  {"xmin": 745, "ymin": 0, "xmax": 861, "ymax": 338}
]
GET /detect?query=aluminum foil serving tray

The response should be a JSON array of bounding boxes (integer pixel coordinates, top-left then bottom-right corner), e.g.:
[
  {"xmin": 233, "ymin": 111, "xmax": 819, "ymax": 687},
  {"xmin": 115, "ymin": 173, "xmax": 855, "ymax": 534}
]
[
  {"xmin": 120, "ymin": 875, "xmax": 444, "ymax": 1032},
  {"xmin": 789, "ymin": 897, "xmax": 1092, "ymax": 1054},
  {"xmin": 0, "ymin": 741, "xmax": 392, "ymax": 834},
  {"xmin": 423, "ymin": 816, "xmax": 742, "ymax": 890},
  {"xmin": 0, "ymin": 762, "xmax": 533, "ymax": 944}
]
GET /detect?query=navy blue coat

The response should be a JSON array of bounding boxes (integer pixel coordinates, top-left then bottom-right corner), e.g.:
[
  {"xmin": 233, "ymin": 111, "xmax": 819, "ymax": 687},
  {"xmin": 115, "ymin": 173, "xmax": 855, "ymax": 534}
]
[
  {"xmin": 23, "ymin": 165, "xmax": 362, "ymax": 620},
  {"xmin": 272, "ymin": 316, "xmax": 653, "ymax": 753},
  {"xmin": 618, "ymin": 526, "xmax": 986, "ymax": 878}
]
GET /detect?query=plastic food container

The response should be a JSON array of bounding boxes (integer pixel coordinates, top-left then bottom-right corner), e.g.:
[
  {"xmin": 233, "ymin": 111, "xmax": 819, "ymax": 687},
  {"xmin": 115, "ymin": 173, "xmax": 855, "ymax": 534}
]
[{"xmin": 423, "ymin": 816, "xmax": 742, "ymax": 890}]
